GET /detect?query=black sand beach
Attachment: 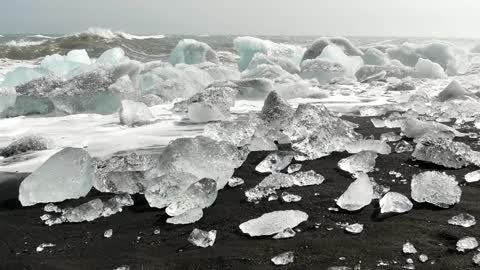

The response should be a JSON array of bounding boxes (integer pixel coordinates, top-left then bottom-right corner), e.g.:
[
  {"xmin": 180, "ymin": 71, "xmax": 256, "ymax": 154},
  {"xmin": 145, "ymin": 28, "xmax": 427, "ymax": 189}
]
[{"xmin": 1, "ymin": 117, "xmax": 480, "ymax": 270}]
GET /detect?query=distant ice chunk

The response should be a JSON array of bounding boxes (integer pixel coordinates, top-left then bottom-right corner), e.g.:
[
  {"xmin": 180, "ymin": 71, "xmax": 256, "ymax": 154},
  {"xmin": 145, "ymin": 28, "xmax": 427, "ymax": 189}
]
[
  {"xmin": 0, "ymin": 134, "xmax": 53, "ymax": 158},
  {"xmin": 355, "ymin": 65, "xmax": 414, "ymax": 81},
  {"xmin": 336, "ymin": 173, "xmax": 374, "ymax": 211},
  {"xmin": 169, "ymin": 39, "xmax": 219, "ymax": 65},
  {"xmin": 165, "ymin": 178, "xmax": 217, "ymax": 216},
  {"xmin": 97, "ymin": 47, "xmax": 129, "ymax": 65},
  {"xmin": 235, "ymin": 78, "xmax": 273, "ymax": 100},
  {"xmin": 300, "ymin": 59, "xmax": 347, "ymax": 84},
  {"xmin": 239, "ymin": 210, "xmax": 308, "ymax": 237},
  {"xmin": 0, "ymin": 86, "xmax": 16, "ymax": 112},
  {"xmin": 302, "ymin": 37, "xmax": 364, "ymax": 62},
  {"xmin": 271, "ymin": 251, "xmax": 295, "ymax": 265},
  {"xmin": 255, "ymin": 151, "xmax": 294, "ymax": 173},
  {"xmin": 104, "ymin": 229, "xmax": 113, "ymax": 238},
  {"xmin": 414, "ymin": 58, "xmax": 447, "ymax": 79},
  {"xmin": 473, "ymin": 253, "xmax": 480, "ymax": 266},
  {"xmin": 166, "ymin": 208, "xmax": 204, "ymax": 224},
  {"xmin": 247, "ymin": 53, "xmax": 300, "ymax": 74},
  {"xmin": 401, "ymin": 118, "xmax": 459, "ymax": 139},
  {"xmin": 411, "ymin": 171, "xmax": 461, "ymax": 208},
  {"xmin": 379, "ymin": 192, "xmax": 413, "ymax": 214},
  {"xmin": 317, "ymin": 45, "xmax": 364, "ymax": 77},
  {"xmin": 241, "ymin": 63, "xmax": 293, "ymax": 80},
  {"xmin": 281, "ymin": 192, "xmax": 302, "ymax": 203},
  {"xmin": 344, "ymin": 140, "xmax": 391, "ymax": 155},
  {"xmin": 402, "ymin": 242, "xmax": 417, "ymax": 254},
  {"xmin": 36, "ymin": 243, "xmax": 56, "ymax": 253},
  {"xmin": 362, "ymin": 48, "xmax": 390, "ymax": 66},
  {"xmin": 437, "ymin": 80, "xmax": 471, "ymax": 102},
  {"xmin": 448, "ymin": 213, "xmax": 476, "ymax": 228},
  {"xmin": 456, "ymin": 237, "xmax": 478, "ymax": 252},
  {"xmin": 387, "ymin": 77, "xmax": 416, "ymax": 91},
  {"xmin": 19, "ymin": 147, "xmax": 94, "ymax": 206},
  {"xmin": 345, "ymin": 223, "xmax": 364, "ymax": 234},
  {"xmin": 228, "ymin": 177, "xmax": 245, "ymax": 188},
  {"xmin": 188, "ymin": 228, "xmax": 217, "ymax": 248},
  {"xmin": 338, "ymin": 151, "xmax": 377, "ymax": 175},
  {"xmin": 119, "ymin": 100, "xmax": 153, "ymax": 126}
]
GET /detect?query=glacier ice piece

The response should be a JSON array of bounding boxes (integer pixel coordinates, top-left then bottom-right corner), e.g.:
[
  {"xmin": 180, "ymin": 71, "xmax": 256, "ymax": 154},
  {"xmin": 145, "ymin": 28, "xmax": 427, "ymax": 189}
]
[
  {"xmin": 104, "ymin": 229, "xmax": 113, "ymax": 238},
  {"xmin": 0, "ymin": 86, "xmax": 17, "ymax": 112},
  {"xmin": 395, "ymin": 141, "xmax": 413, "ymax": 153},
  {"xmin": 448, "ymin": 213, "xmax": 476, "ymax": 228},
  {"xmin": 402, "ymin": 242, "xmax": 417, "ymax": 254},
  {"xmin": 287, "ymin": 164, "xmax": 302, "ymax": 174},
  {"xmin": 272, "ymin": 228, "xmax": 296, "ymax": 239},
  {"xmin": 419, "ymin": 254, "xmax": 429, "ymax": 263},
  {"xmin": 401, "ymin": 118, "xmax": 460, "ymax": 139},
  {"xmin": 281, "ymin": 192, "xmax": 302, "ymax": 203},
  {"xmin": 302, "ymin": 37, "xmax": 363, "ymax": 62},
  {"xmin": 97, "ymin": 47, "xmax": 129, "ymax": 65},
  {"xmin": 456, "ymin": 237, "xmax": 478, "ymax": 252},
  {"xmin": 19, "ymin": 147, "xmax": 94, "ymax": 206},
  {"xmin": 165, "ymin": 178, "xmax": 218, "ymax": 216},
  {"xmin": 36, "ymin": 243, "xmax": 56, "ymax": 252},
  {"xmin": 380, "ymin": 132, "xmax": 402, "ymax": 142},
  {"xmin": 144, "ymin": 172, "xmax": 198, "ymax": 209},
  {"xmin": 255, "ymin": 151, "xmax": 294, "ymax": 173},
  {"xmin": 119, "ymin": 100, "xmax": 154, "ymax": 126},
  {"xmin": 186, "ymin": 84, "xmax": 237, "ymax": 123},
  {"xmin": 344, "ymin": 140, "xmax": 391, "ymax": 155},
  {"xmin": 411, "ymin": 171, "xmax": 461, "ymax": 208},
  {"xmin": 204, "ymin": 117, "xmax": 261, "ymax": 146},
  {"xmin": 41, "ymin": 49, "xmax": 91, "ymax": 78},
  {"xmin": 379, "ymin": 192, "xmax": 413, "ymax": 214},
  {"xmin": 338, "ymin": 151, "xmax": 377, "ymax": 175},
  {"xmin": 228, "ymin": 177, "xmax": 245, "ymax": 188},
  {"xmin": 345, "ymin": 223, "xmax": 364, "ymax": 234},
  {"xmin": 356, "ymin": 65, "xmax": 414, "ymax": 81},
  {"xmin": 317, "ymin": 45, "xmax": 364, "ymax": 77},
  {"xmin": 362, "ymin": 48, "xmax": 390, "ymax": 66},
  {"xmin": 0, "ymin": 134, "xmax": 53, "ymax": 157},
  {"xmin": 239, "ymin": 210, "xmax": 308, "ymax": 237},
  {"xmin": 260, "ymin": 91, "xmax": 294, "ymax": 127},
  {"xmin": 465, "ymin": 170, "xmax": 480, "ymax": 183},
  {"xmin": 438, "ymin": 81, "xmax": 471, "ymax": 102},
  {"xmin": 336, "ymin": 173, "xmax": 374, "ymax": 211},
  {"xmin": 166, "ymin": 208, "xmax": 204, "ymax": 225},
  {"xmin": 234, "ymin": 78, "xmax": 273, "ymax": 100},
  {"xmin": 247, "ymin": 53, "xmax": 300, "ymax": 74},
  {"xmin": 414, "ymin": 58, "xmax": 447, "ymax": 79},
  {"xmin": 387, "ymin": 77, "xmax": 416, "ymax": 91},
  {"xmin": 1, "ymin": 67, "xmax": 45, "ymax": 87},
  {"xmin": 169, "ymin": 39, "xmax": 218, "ymax": 65},
  {"xmin": 187, "ymin": 228, "xmax": 217, "ymax": 248},
  {"xmin": 300, "ymin": 58, "xmax": 348, "ymax": 84},
  {"xmin": 271, "ymin": 251, "xmax": 295, "ymax": 265}
]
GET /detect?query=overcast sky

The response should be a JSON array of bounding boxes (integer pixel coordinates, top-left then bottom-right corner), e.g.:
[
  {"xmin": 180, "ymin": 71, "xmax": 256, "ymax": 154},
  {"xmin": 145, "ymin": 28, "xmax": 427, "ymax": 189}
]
[{"xmin": 2, "ymin": 0, "xmax": 480, "ymax": 37}]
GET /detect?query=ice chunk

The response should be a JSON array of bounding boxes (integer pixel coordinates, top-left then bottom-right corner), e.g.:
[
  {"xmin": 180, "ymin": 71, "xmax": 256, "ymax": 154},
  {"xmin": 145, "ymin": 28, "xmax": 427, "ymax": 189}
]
[
  {"xmin": 186, "ymin": 85, "xmax": 237, "ymax": 123},
  {"xmin": 387, "ymin": 77, "xmax": 416, "ymax": 91},
  {"xmin": 187, "ymin": 228, "xmax": 217, "ymax": 248},
  {"xmin": 234, "ymin": 36, "xmax": 304, "ymax": 71},
  {"xmin": 0, "ymin": 86, "xmax": 16, "ymax": 113},
  {"xmin": 300, "ymin": 58, "xmax": 348, "ymax": 84},
  {"xmin": 228, "ymin": 177, "xmax": 245, "ymax": 188},
  {"xmin": 36, "ymin": 243, "xmax": 55, "ymax": 252},
  {"xmin": 336, "ymin": 173, "xmax": 374, "ymax": 211},
  {"xmin": 97, "ymin": 47, "xmax": 129, "ymax": 65},
  {"xmin": 260, "ymin": 91, "xmax": 294, "ymax": 126},
  {"xmin": 473, "ymin": 253, "xmax": 480, "ymax": 266},
  {"xmin": 204, "ymin": 117, "xmax": 261, "ymax": 146},
  {"xmin": 355, "ymin": 65, "xmax": 414, "ymax": 81},
  {"xmin": 411, "ymin": 171, "xmax": 461, "ymax": 208},
  {"xmin": 371, "ymin": 178, "xmax": 391, "ymax": 200},
  {"xmin": 414, "ymin": 58, "xmax": 447, "ymax": 79},
  {"xmin": 1, "ymin": 67, "xmax": 45, "ymax": 87},
  {"xmin": 302, "ymin": 37, "xmax": 363, "ymax": 62},
  {"xmin": 281, "ymin": 192, "xmax": 302, "ymax": 203},
  {"xmin": 402, "ymin": 242, "xmax": 417, "ymax": 254},
  {"xmin": 465, "ymin": 170, "xmax": 480, "ymax": 183},
  {"xmin": 415, "ymin": 42, "xmax": 469, "ymax": 75},
  {"xmin": 166, "ymin": 208, "xmax": 204, "ymax": 224},
  {"xmin": 118, "ymin": 100, "xmax": 153, "ymax": 126},
  {"xmin": 0, "ymin": 134, "xmax": 53, "ymax": 158},
  {"xmin": 247, "ymin": 53, "xmax": 300, "ymax": 74},
  {"xmin": 165, "ymin": 178, "xmax": 217, "ymax": 216},
  {"xmin": 169, "ymin": 39, "xmax": 218, "ymax": 65},
  {"xmin": 395, "ymin": 141, "xmax": 413, "ymax": 153},
  {"xmin": 144, "ymin": 172, "xmax": 197, "ymax": 209},
  {"xmin": 380, "ymin": 132, "xmax": 402, "ymax": 142},
  {"xmin": 338, "ymin": 151, "xmax": 377, "ymax": 175},
  {"xmin": 239, "ymin": 210, "xmax": 308, "ymax": 237},
  {"xmin": 146, "ymin": 136, "xmax": 247, "ymax": 189},
  {"xmin": 255, "ymin": 151, "xmax": 294, "ymax": 173},
  {"xmin": 448, "ymin": 213, "xmax": 476, "ymax": 228},
  {"xmin": 271, "ymin": 251, "xmax": 295, "ymax": 265},
  {"xmin": 317, "ymin": 45, "xmax": 364, "ymax": 77},
  {"xmin": 345, "ymin": 223, "xmax": 364, "ymax": 234},
  {"xmin": 41, "ymin": 49, "xmax": 91, "ymax": 78},
  {"xmin": 19, "ymin": 148, "xmax": 94, "ymax": 206},
  {"xmin": 344, "ymin": 140, "xmax": 391, "ymax": 155},
  {"xmin": 241, "ymin": 63, "xmax": 293, "ymax": 80},
  {"xmin": 362, "ymin": 48, "xmax": 390, "ymax": 66},
  {"xmin": 104, "ymin": 229, "xmax": 113, "ymax": 238},
  {"xmin": 235, "ymin": 78, "xmax": 273, "ymax": 100},
  {"xmin": 401, "ymin": 118, "xmax": 460, "ymax": 139},
  {"xmin": 287, "ymin": 164, "xmax": 302, "ymax": 174},
  {"xmin": 419, "ymin": 254, "xmax": 429, "ymax": 263},
  {"xmin": 456, "ymin": 237, "xmax": 478, "ymax": 252},
  {"xmin": 272, "ymin": 228, "xmax": 296, "ymax": 239},
  {"xmin": 379, "ymin": 192, "xmax": 413, "ymax": 214}
]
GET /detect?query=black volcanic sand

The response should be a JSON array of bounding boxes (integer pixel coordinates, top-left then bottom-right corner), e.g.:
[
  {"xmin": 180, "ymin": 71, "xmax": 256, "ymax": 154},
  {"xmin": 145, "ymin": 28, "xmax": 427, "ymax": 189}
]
[{"xmin": 1, "ymin": 116, "xmax": 480, "ymax": 270}]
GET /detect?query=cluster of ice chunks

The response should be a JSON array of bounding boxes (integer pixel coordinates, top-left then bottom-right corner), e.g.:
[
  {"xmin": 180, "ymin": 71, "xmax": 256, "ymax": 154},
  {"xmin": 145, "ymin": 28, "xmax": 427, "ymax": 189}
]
[
  {"xmin": 336, "ymin": 173, "xmax": 374, "ymax": 211},
  {"xmin": 19, "ymin": 148, "xmax": 94, "ymax": 206},
  {"xmin": 169, "ymin": 39, "xmax": 219, "ymax": 65},
  {"xmin": 411, "ymin": 171, "xmax": 462, "ymax": 208},
  {"xmin": 233, "ymin": 36, "xmax": 305, "ymax": 71},
  {"xmin": 0, "ymin": 134, "xmax": 53, "ymax": 157},
  {"xmin": 239, "ymin": 210, "xmax": 308, "ymax": 236},
  {"xmin": 245, "ymin": 170, "xmax": 324, "ymax": 202},
  {"xmin": 119, "ymin": 100, "xmax": 154, "ymax": 126},
  {"xmin": 41, "ymin": 194, "xmax": 133, "ymax": 226}
]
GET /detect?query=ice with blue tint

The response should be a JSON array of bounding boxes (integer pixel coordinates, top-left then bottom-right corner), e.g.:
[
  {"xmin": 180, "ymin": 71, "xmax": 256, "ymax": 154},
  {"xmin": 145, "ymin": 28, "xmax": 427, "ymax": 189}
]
[
  {"xmin": 97, "ymin": 47, "xmax": 129, "ymax": 66},
  {"xmin": 301, "ymin": 37, "xmax": 364, "ymax": 62},
  {"xmin": 317, "ymin": 45, "xmax": 364, "ymax": 78},
  {"xmin": 169, "ymin": 39, "xmax": 219, "ymax": 65},
  {"xmin": 414, "ymin": 58, "xmax": 448, "ymax": 79},
  {"xmin": 1, "ymin": 67, "xmax": 46, "ymax": 87},
  {"xmin": 41, "ymin": 49, "xmax": 92, "ymax": 78},
  {"xmin": 362, "ymin": 47, "xmax": 390, "ymax": 66}
]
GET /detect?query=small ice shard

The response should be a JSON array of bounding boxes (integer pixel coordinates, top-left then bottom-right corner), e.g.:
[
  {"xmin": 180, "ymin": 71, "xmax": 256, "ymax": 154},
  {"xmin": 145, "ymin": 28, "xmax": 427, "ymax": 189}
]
[
  {"xmin": 261, "ymin": 91, "xmax": 294, "ymax": 127},
  {"xmin": 403, "ymin": 242, "xmax": 417, "ymax": 254},
  {"xmin": 239, "ymin": 210, "xmax": 308, "ymax": 237},
  {"xmin": 245, "ymin": 170, "xmax": 324, "ymax": 202},
  {"xmin": 448, "ymin": 213, "xmax": 476, "ymax": 228},
  {"xmin": 187, "ymin": 228, "xmax": 217, "ymax": 248},
  {"xmin": 19, "ymin": 147, "xmax": 94, "ymax": 206},
  {"xmin": 272, "ymin": 228, "xmax": 296, "ymax": 239},
  {"xmin": 119, "ymin": 100, "xmax": 154, "ymax": 127},
  {"xmin": 169, "ymin": 39, "xmax": 218, "ymax": 65},
  {"xmin": 63, "ymin": 199, "xmax": 104, "ymax": 223},
  {"xmin": 44, "ymin": 203, "xmax": 61, "ymax": 213},
  {"xmin": 395, "ymin": 141, "xmax": 413, "ymax": 153},
  {"xmin": 465, "ymin": 170, "xmax": 480, "ymax": 183},
  {"xmin": 473, "ymin": 253, "xmax": 480, "ymax": 266},
  {"xmin": 344, "ymin": 140, "xmax": 391, "ymax": 155},
  {"xmin": 411, "ymin": 171, "xmax": 461, "ymax": 208},
  {"xmin": 345, "ymin": 223, "xmax": 364, "ymax": 234},
  {"xmin": 419, "ymin": 254, "xmax": 428, "ymax": 263},
  {"xmin": 371, "ymin": 178, "xmax": 391, "ymax": 200},
  {"xmin": 166, "ymin": 208, "xmax": 204, "ymax": 224},
  {"xmin": 104, "ymin": 229, "xmax": 113, "ymax": 238},
  {"xmin": 228, "ymin": 177, "xmax": 245, "ymax": 188},
  {"xmin": 36, "ymin": 243, "xmax": 55, "ymax": 252},
  {"xmin": 338, "ymin": 151, "xmax": 377, "ymax": 175},
  {"xmin": 271, "ymin": 251, "xmax": 295, "ymax": 265},
  {"xmin": 414, "ymin": 58, "xmax": 448, "ymax": 79},
  {"xmin": 379, "ymin": 192, "xmax": 413, "ymax": 214},
  {"xmin": 437, "ymin": 81, "xmax": 471, "ymax": 102},
  {"xmin": 380, "ymin": 132, "xmax": 402, "ymax": 142},
  {"xmin": 0, "ymin": 134, "xmax": 53, "ymax": 158},
  {"xmin": 153, "ymin": 229, "xmax": 161, "ymax": 235},
  {"xmin": 336, "ymin": 173, "xmax": 374, "ymax": 211},
  {"xmin": 255, "ymin": 151, "xmax": 294, "ymax": 173},
  {"xmin": 456, "ymin": 237, "xmax": 478, "ymax": 252},
  {"xmin": 281, "ymin": 192, "xmax": 302, "ymax": 203},
  {"xmin": 287, "ymin": 164, "xmax": 302, "ymax": 174},
  {"xmin": 165, "ymin": 178, "xmax": 217, "ymax": 216}
]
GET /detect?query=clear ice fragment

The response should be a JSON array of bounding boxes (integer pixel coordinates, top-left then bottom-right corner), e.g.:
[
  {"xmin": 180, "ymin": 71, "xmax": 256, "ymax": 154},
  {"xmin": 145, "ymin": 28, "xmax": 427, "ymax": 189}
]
[{"xmin": 187, "ymin": 228, "xmax": 217, "ymax": 248}]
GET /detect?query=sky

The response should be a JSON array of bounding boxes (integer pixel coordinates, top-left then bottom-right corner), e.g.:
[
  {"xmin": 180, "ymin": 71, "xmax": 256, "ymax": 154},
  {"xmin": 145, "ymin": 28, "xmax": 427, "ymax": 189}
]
[{"xmin": 2, "ymin": 0, "xmax": 480, "ymax": 38}]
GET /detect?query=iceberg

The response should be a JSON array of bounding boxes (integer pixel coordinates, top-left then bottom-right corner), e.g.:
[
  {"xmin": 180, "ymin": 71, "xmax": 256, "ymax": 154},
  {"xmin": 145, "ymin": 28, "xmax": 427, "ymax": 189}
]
[
  {"xmin": 169, "ymin": 39, "xmax": 219, "ymax": 65},
  {"xmin": 19, "ymin": 147, "xmax": 94, "ymax": 206},
  {"xmin": 119, "ymin": 100, "xmax": 154, "ymax": 126},
  {"xmin": 239, "ymin": 210, "xmax": 308, "ymax": 236}
]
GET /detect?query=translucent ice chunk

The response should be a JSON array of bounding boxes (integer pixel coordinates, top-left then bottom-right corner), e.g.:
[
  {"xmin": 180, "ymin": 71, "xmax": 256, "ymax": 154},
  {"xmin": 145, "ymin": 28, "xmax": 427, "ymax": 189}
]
[
  {"xmin": 260, "ymin": 91, "xmax": 294, "ymax": 127},
  {"xmin": 19, "ymin": 147, "xmax": 94, "ymax": 206},
  {"xmin": 97, "ymin": 47, "xmax": 129, "ymax": 65},
  {"xmin": 247, "ymin": 53, "xmax": 300, "ymax": 74},
  {"xmin": 411, "ymin": 171, "xmax": 461, "ymax": 208},
  {"xmin": 104, "ymin": 229, "xmax": 113, "ymax": 238},
  {"xmin": 239, "ymin": 210, "xmax": 308, "ymax": 237},
  {"xmin": 300, "ymin": 59, "xmax": 347, "ymax": 84},
  {"xmin": 0, "ymin": 86, "xmax": 16, "ymax": 113},
  {"xmin": 36, "ymin": 243, "xmax": 56, "ymax": 252},
  {"xmin": 456, "ymin": 237, "xmax": 478, "ymax": 252},
  {"xmin": 144, "ymin": 172, "xmax": 198, "ymax": 209},
  {"xmin": 336, "ymin": 173, "xmax": 374, "ymax": 211},
  {"xmin": 395, "ymin": 141, "xmax": 413, "ymax": 153},
  {"xmin": 281, "ymin": 192, "xmax": 302, "ymax": 203},
  {"xmin": 165, "ymin": 178, "xmax": 218, "ymax": 216},
  {"xmin": 166, "ymin": 208, "xmax": 204, "ymax": 224},
  {"xmin": 255, "ymin": 151, "xmax": 294, "ymax": 173},
  {"xmin": 414, "ymin": 58, "xmax": 447, "ymax": 79},
  {"xmin": 271, "ymin": 251, "xmax": 295, "ymax": 265},
  {"xmin": 169, "ymin": 39, "xmax": 219, "ymax": 65},
  {"xmin": 345, "ymin": 223, "xmax": 364, "ymax": 234},
  {"xmin": 465, "ymin": 170, "xmax": 480, "ymax": 183},
  {"xmin": 379, "ymin": 192, "xmax": 413, "ymax": 214},
  {"xmin": 448, "ymin": 213, "xmax": 476, "ymax": 228},
  {"xmin": 0, "ymin": 134, "xmax": 53, "ymax": 158},
  {"xmin": 287, "ymin": 164, "xmax": 302, "ymax": 174},
  {"xmin": 272, "ymin": 228, "xmax": 296, "ymax": 239},
  {"xmin": 188, "ymin": 228, "xmax": 217, "ymax": 248},
  {"xmin": 228, "ymin": 177, "xmax": 245, "ymax": 188},
  {"xmin": 402, "ymin": 242, "xmax": 417, "ymax": 254},
  {"xmin": 302, "ymin": 37, "xmax": 364, "ymax": 62},
  {"xmin": 338, "ymin": 151, "xmax": 377, "ymax": 175},
  {"xmin": 186, "ymin": 85, "xmax": 237, "ymax": 123},
  {"xmin": 344, "ymin": 140, "xmax": 391, "ymax": 155},
  {"xmin": 362, "ymin": 48, "xmax": 390, "ymax": 66},
  {"xmin": 438, "ymin": 81, "xmax": 471, "ymax": 102},
  {"xmin": 1, "ymin": 67, "xmax": 45, "ymax": 87},
  {"xmin": 317, "ymin": 45, "xmax": 364, "ymax": 77},
  {"xmin": 119, "ymin": 100, "xmax": 153, "ymax": 126}
]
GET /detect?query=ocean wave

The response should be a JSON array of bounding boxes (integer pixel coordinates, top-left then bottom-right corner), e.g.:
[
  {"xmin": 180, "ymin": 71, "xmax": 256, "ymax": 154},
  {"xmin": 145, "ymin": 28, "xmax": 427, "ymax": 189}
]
[
  {"xmin": 27, "ymin": 34, "xmax": 55, "ymax": 39},
  {"xmin": 70, "ymin": 27, "xmax": 165, "ymax": 40},
  {"xmin": 4, "ymin": 40, "xmax": 47, "ymax": 47}
]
